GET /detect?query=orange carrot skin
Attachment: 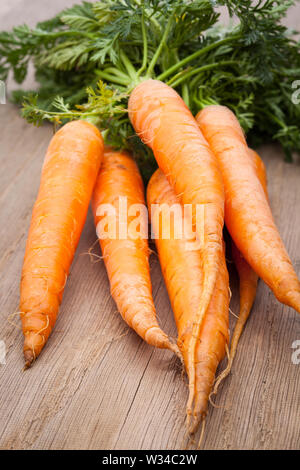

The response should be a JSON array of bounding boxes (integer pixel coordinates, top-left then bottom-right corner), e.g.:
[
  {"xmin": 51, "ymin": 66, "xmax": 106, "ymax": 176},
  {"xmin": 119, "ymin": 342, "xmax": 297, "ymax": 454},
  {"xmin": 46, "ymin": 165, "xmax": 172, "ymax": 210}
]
[
  {"xmin": 92, "ymin": 149, "xmax": 176, "ymax": 351},
  {"xmin": 231, "ymin": 241, "xmax": 258, "ymax": 332},
  {"xmin": 196, "ymin": 106, "xmax": 300, "ymax": 313},
  {"xmin": 249, "ymin": 149, "xmax": 268, "ymax": 197},
  {"xmin": 129, "ymin": 80, "xmax": 225, "ymax": 411},
  {"xmin": 20, "ymin": 120, "xmax": 104, "ymax": 366},
  {"xmin": 147, "ymin": 169, "xmax": 229, "ymax": 433}
]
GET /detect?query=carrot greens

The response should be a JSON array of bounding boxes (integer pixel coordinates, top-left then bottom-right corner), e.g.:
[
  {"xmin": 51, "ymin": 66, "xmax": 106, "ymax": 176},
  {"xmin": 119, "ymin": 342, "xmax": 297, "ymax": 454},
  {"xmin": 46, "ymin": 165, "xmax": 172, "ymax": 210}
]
[{"xmin": 1, "ymin": 0, "xmax": 300, "ymax": 174}]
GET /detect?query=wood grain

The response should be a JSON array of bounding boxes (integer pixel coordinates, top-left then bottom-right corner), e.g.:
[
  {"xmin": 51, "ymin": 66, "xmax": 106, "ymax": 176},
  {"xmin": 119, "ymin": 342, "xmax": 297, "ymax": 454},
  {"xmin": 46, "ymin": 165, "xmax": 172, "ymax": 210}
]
[{"xmin": 0, "ymin": 1, "xmax": 299, "ymax": 451}]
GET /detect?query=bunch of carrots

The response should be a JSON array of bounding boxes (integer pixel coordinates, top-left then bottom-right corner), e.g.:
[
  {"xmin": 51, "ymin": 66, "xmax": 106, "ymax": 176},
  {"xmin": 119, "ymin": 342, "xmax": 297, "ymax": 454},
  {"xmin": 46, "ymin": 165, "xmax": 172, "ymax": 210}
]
[{"xmin": 19, "ymin": 79, "xmax": 300, "ymax": 445}]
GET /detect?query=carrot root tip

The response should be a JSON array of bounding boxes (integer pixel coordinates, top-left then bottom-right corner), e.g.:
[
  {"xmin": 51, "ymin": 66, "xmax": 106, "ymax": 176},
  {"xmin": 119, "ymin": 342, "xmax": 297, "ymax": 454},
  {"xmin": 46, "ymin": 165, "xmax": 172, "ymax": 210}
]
[
  {"xmin": 197, "ymin": 419, "xmax": 206, "ymax": 449},
  {"xmin": 170, "ymin": 342, "xmax": 183, "ymax": 361},
  {"xmin": 23, "ymin": 350, "xmax": 34, "ymax": 370}
]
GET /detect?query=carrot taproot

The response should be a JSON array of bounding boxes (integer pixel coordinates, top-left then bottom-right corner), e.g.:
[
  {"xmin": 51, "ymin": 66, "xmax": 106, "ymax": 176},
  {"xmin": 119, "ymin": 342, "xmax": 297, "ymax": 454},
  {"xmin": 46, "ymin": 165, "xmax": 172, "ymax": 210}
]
[
  {"xmin": 91, "ymin": 148, "xmax": 178, "ymax": 353},
  {"xmin": 147, "ymin": 169, "xmax": 229, "ymax": 434},
  {"xmin": 196, "ymin": 106, "xmax": 300, "ymax": 313},
  {"xmin": 213, "ymin": 240, "xmax": 258, "ymax": 393},
  {"xmin": 129, "ymin": 80, "xmax": 225, "ymax": 421},
  {"xmin": 20, "ymin": 120, "xmax": 104, "ymax": 367},
  {"xmin": 214, "ymin": 149, "xmax": 268, "ymax": 392},
  {"xmin": 230, "ymin": 240, "xmax": 258, "ymax": 349}
]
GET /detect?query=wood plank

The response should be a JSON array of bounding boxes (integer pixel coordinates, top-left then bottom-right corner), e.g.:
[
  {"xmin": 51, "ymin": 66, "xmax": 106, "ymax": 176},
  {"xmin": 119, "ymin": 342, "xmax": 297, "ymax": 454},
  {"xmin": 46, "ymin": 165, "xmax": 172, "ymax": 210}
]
[{"xmin": 0, "ymin": 1, "xmax": 299, "ymax": 451}]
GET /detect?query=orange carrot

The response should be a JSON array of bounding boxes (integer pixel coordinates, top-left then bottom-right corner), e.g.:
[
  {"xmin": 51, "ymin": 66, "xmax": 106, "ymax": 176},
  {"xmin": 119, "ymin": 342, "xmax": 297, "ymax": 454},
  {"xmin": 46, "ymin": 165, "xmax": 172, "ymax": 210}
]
[
  {"xmin": 196, "ymin": 106, "xmax": 300, "ymax": 313},
  {"xmin": 214, "ymin": 149, "xmax": 268, "ymax": 391},
  {"xmin": 129, "ymin": 80, "xmax": 225, "ymax": 421},
  {"xmin": 20, "ymin": 120, "xmax": 104, "ymax": 367},
  {"xmin": 147, "ymin": 169, "xmax": 229, "ymax": 435},
  {"xmin": 92, "ymin": 148, "xmax": 178, "ymax": 353},
  {"xmin": 231, "ymin": 240, "xmax": 258, "ymax": 344}
]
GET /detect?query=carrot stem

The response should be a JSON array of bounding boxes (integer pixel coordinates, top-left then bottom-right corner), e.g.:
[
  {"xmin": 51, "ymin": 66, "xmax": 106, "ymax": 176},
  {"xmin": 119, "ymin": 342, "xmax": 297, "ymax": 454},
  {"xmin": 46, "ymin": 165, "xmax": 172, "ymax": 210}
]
[
  {"xmin": 168, "ymin": 61, "xmax": 237, "ymax": 88},
  {"xmin": 146, "ymin": 14, "xmax": 173, "ymax": 77},
  {"xmin": 157, "ymin": 35, "xmax": 240, "ymax": 81},
  {"xmin": 137, "ymin": 10, "xmax": 148, "ymax": 77},
  {"xmin": 120, "ymin": 50, "xmax": 138, "ymax": 82},
  {"xmin": 95, "ymin": 70, "xmax": 130, "ymax": 86},
  {"xmin": 36, "ymin": 30, "xmax": 95, "ymax": 40},
  {"xmin": 102, "ymin": 67, "xmax": 130, "ymax": 80},
  {"xmin": 182, "ymin": 83, "xmax": 190, "ymax": 107}
]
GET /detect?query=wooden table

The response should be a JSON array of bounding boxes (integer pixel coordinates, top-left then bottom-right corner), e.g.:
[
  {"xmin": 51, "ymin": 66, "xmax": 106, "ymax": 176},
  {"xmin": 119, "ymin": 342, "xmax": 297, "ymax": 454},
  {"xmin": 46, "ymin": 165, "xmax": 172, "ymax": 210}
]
[{"xmin": 0, "ymin": 1, "xmax": 299, "ymax": 451}]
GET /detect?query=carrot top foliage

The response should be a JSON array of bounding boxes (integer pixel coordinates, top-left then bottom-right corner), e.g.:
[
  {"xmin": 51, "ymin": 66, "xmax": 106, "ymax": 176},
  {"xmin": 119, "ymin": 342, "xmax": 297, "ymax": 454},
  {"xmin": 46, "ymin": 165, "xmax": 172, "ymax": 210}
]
[{"xmin": 1, "ymin": 0, "xmax": 300, "ymax": 178}]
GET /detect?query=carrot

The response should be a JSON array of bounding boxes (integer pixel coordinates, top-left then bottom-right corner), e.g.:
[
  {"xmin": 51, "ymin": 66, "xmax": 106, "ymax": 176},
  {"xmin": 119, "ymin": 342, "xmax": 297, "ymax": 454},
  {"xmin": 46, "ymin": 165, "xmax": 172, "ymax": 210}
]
[
  {"xmin": 129, "ymin": 80, "xmax": 225, "ymax": 421},
  {"xmin": 230, "ymin": 240, "xmax": 258, "ymax": 348},
  {"xmin": 20, "ymin": 120, "xmax": 104, "ymax": 367},
  {"xmin": 92, "ymin": 148, "xmax": 178, "ymax": 354},
  {"xmin": 196, "ymin": 106, "xmax": 300, "ymax": 313},
  {"xmin": 214, "ymin": 149, "xmax": 269, "ymax": 391},
  {"xmin": 147, "ymin": 169, "xmax": 229, "ymax": 435}
]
